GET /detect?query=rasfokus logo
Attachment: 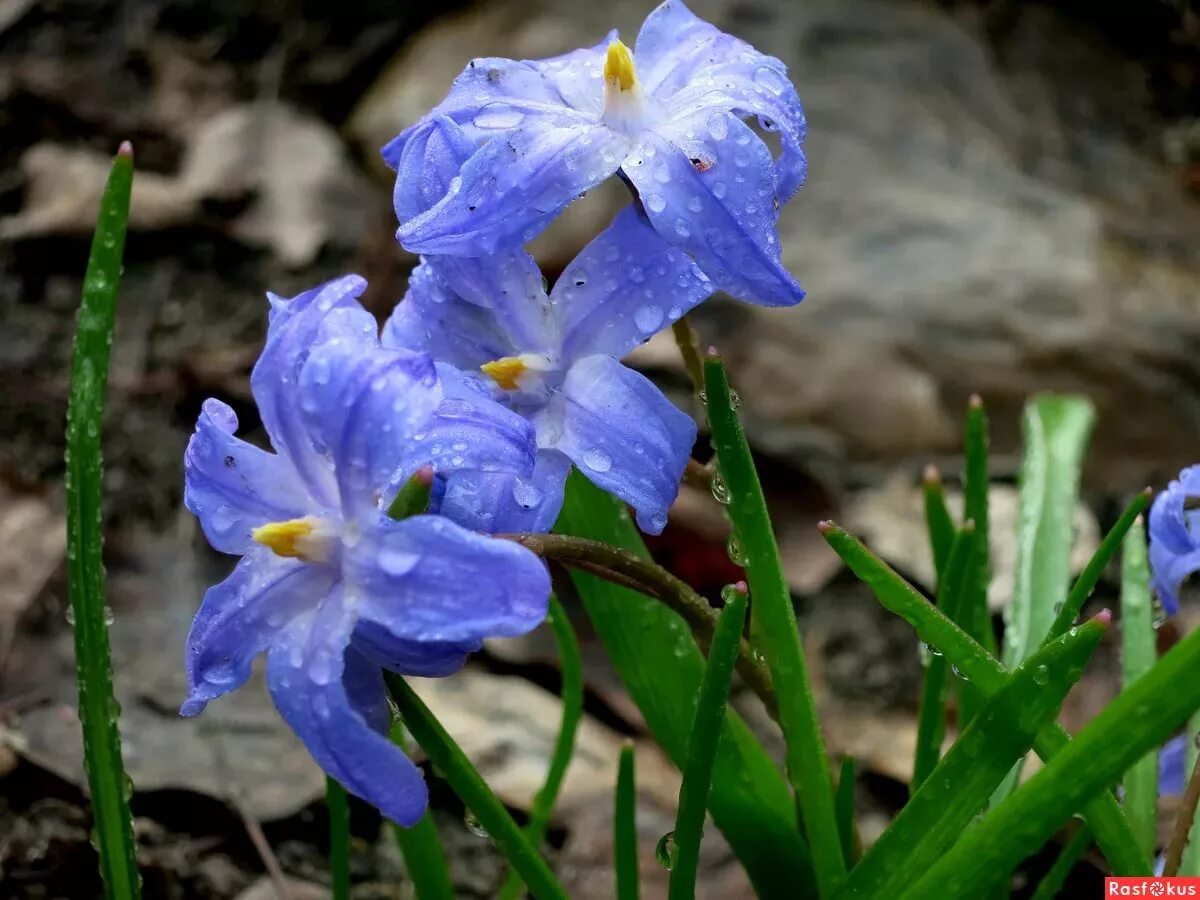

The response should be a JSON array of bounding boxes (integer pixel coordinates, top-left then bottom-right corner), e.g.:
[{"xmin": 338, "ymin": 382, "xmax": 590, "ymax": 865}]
[{"xmin": 1106, "ymin": 878, "xmax": 1200, "ymax": 896}]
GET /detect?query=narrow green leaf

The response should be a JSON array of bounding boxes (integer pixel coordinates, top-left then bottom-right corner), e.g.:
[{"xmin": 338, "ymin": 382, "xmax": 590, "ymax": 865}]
[
  {"xmin": 900, "ymin": 617, "xmax": 1200, "ymax": 899},
  {"xmin": 962, "ymin": 397, "xmax": 996, "ymax": 659},
  {"xmin": 389, "ymin": 722, "xmax": 455, "ymax": 900},
  {"xmin": 1029, "ymin": 826, "xmax": 1092, "ymax": 900},
  {"xmin": 923, "ymin": 466, "xmax": 957, "ymax": 581},
  {"xmin": 703, "ymin": 356, "xmax": 844, "ymax": 896},
  {"xmin": 835, "ymin": 757, "xmax": 859, "ymax": 868},
  {"xmin": 327, "ymin": 778, "xmax": 351, "ymax": 900},
  {"xmin": 669, "ymin": 589, "xmax": 748, "ymax": 900},
  {"xmin": 615, "ymin": 743, "xmax": 639, "ymax": 900},
  {"xmin": 386, "ymin": 675, "xmax": 568, "ymax": 900},
  {"xmin": 557, "ymin": 473, "xmax": 814, "ymax": 898},
  {"xmin": 65, "ymin": 143, "xmax": 141, "ymax": 900},
  {"xmin": 820, "ymin": 523, "xmax": 1150, "ymax": 875},
  {"xmin": 913, "ymin": 525, "xmax": 977, "ymax": 790},
  {"xmin": 500, "ymin": 597, "xmax": 583, "ymax": 899},
  {"xmin": 997, "ymin": 395, "xmax": 1094, "ymax": 802},
  {"xmin": 1003, "ymin": 395, "xmax": 1095, "ymax": 668},
  {"xmin": 842, "ymin": 620, "xmax": 1105, "ymax": 898},
  {"xmin": 1120, "ymin": 517, "xmax": 1157, "ymax": 862},
  {"xmin": 1049, "ymin": 490, "xmax": 1150, "ymax": 644}
]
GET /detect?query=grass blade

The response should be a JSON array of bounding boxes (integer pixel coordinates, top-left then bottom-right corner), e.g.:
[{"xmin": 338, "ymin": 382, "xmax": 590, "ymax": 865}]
[
  {"xmin": 835, "ymin": 757, "xmax": 858, "ymax": 868},
  {"xmin": 820, "ymin": 523, "xmax": 1150, "ymax": 875},
  {"xmin": 388, "ymin": 722, "xmax": 455, "ymax": 900},
  {"xmin": 996, "ymin": 395, "xmax": 1094, "ymax": 802},
  {"xmin": 1120, "ymin": 517, "xmax": 1157, "ymax": 862},
  {"xmin": 962, "ymin": 396, "xmax": 996, "ymax": 659},
  {"xmin": 1003, "ymin": 395, "xmax": 1095, "ymax": 668},
  {"xmin": 913, "ymin": 524, "xmax": 977, "ymax": 790},
  {"xmin": 842, "ymin": 619, "xmax": 1106, "ymax": 898},
  {"xmin": 65, "ymin": 142, "xmax": 141, "ymax": 900},
  {"xmin": 386, "ymin": 675, "xmax": 568, "ymax": 900},
  {"xmin": 500, "ymin": 597, "xmax": 583, "ymax": 899},
  {"xmin": 556, "ymin": 472, "xmax": 814, "ymax": 898},
  {"xmin": 615, "ymin": 742, "xmax": 639, "ymax": 900},
  {"xmin": 1048, "ymin": 490, "xmax": 1150, "ymax": 643},
  {"xmin": 327, "ymin": 778, "xmax": 351, "ymax": 900},
  {"xmin": 899, "ymin": 617, "xmax": 1200, "ymax": 899},
  {"xmin": 703, "ymin": 355, "xmax": 845, "ymax": 896},
  {"xmin": 1029, "ymin": 826, "xmax": 1092, "ymax": 900},
  {"xmin": 669, "ymin": 588, "xmax": 748, "ymax": 900},
  {"xmin": 923, "ymin": 465, "xmax": 957, "ymax": 580}
]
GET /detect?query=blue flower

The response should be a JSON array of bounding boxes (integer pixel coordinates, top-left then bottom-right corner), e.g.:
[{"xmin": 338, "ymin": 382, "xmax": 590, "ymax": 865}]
[
  {"xmin": 182, "ymin": 275, "xmax": 550, "ymax": 825},
  {"xmin": 1148, "ymin": 465, "xmax": 1200, "ymax": 616},
  {"xmin": 384, "ymin": 205, "xmax": 709, "ymax": 534},
  {"xmin": 1160, "ymin": 733, "xmax": 1187, "ymax": 797},
  {"xmin": 387, "ymin": 0, "xmax": 806, "ymax": 307}
]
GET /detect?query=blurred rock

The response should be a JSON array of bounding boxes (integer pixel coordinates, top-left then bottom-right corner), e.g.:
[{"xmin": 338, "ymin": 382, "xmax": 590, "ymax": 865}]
[
  {"xmin": 349, "ymin": 0, "xmax": 1200, "ymax": 484},
  {"xmin": 236, "ymin": 876, "xmax": 328, "ymax": 900},
  {"xmin": 0, "ymin": 484, "xmax": 65, "ymax": 670}
]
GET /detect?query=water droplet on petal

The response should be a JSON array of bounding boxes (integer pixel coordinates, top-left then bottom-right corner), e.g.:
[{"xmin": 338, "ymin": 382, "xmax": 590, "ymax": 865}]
[
  {"xmin": 635, "ymin": 305, "xmax": 664, "ymax": 333},
  {"xmin": 583, "ymin": 448, "xmax": 613, "ymax": 473},
  {"xmin": 472, "ymin": 106, "xmax": 525, "ymax": 129},
  {"xmin": 512, "ymin": 480, "xmax": 543, "ymax": 509},
  {"xmin": 644, "ymin": 193, "xmax": 667, "ymax": 214},
  {"xmin": 753, "ymin": 66, "xmax": 786, "ymax": 95},
  {"xmin": 378, "ymin": 547, "xmax": 420, "ymax": 577}
]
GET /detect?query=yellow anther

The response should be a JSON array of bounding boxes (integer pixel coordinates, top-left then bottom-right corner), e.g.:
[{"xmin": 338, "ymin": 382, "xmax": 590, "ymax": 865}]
[
  {"xmin": 481, "ymin": 356, "xmax": 528, "ymax": 391},
  {"xmin": 604, "ymin": 40, "xmax": 637, "ymax": 92},
  {"xmin": 252, "ymin": 517, "xmax": 323, "ymax": 560}
]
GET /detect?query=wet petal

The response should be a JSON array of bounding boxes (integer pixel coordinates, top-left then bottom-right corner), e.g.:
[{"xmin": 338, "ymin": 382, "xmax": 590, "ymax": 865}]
[
  {"xmin": 181, "ymin": 549, "xmax": 332, "ymax": 716},
  {"xmin": 436, "ymin": 449, "xmax": 572, "ymax": 535},
  {"xmin": 254, "ymin": 275, "xmax": 378, "ymax": 507},
  {"xmin": 552, "ymin": 354, "xmax": 695, "ymax": 533},
  {"xmin": 1160, "ymin": 734, "xmax": 1187, "ymax": 797},
  {"xmin": 345, "ymin": 514, "xmax": 550, "ymax": 643},
  {"xmin": 390, "ymin": 116, "xmax": 480, "ymax": 223},
  {"xmin": 398, "ymin": 122, "xmax": 631, "ymax": 256},
  {"xmin": 636, "ymin": 1, "xmax": 807, "ymax": 197},
  {"xmin": 298, "ymin": 339, "xmax": 442, "ymax": 522},
  {"xmin": 1149, "ymin": 466, "xmax": 1200, "ymax": 616},
  {"xmin": 353, "ymin": 619, "xmax": 479, "ymax": 677},
  {"xmin": 556, "ymin": 205, "xmax": 713, "ymax": 360},
  {"xmin": 624, "ymin": 115, "xmax": 803, "ymax": 306},
  {"xmin": 184, "ymin": 399, "xmax": 311, "ymax": 554},
  {"xmin": 266, "ymin": 596, "xmax": 429, "ymax": 826}
]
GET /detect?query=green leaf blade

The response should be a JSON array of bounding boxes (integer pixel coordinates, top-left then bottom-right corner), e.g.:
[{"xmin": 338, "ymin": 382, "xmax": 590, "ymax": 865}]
[
  {"xmin": 556, "ymin": 473, "xmax": 814, "ymax": 898},
  {"xmin": 615, "ymin": 743, "xmax": 640, "ymax": 900},
  {"xmin": 387, "ymin": 675, "xmax": 568, "ymax": 900},
  {"xmin": 65, "ymin": 144, "xmax": 141, "ymax": 900},
  {"xmin": 669, "ymin": 589, "xmax": 748, "ymax": 900},
  {"xmin": 900, "ymin": 618, "xmax": 1200, "ymax": 899},
  {"xmin": 328, "ymin": 778, "xmax": 351, "ymax": 900},
  {"xmin": 703, "ymin": 356, "xmax": 845, "ymax": 896},
  {"xmin": 842, "ymin": 619, "xmax": 1106, "ymax": 899},
  {"xmin": 390, "ymin": 722, "xmax": 455, "ymax": 900},
  {"xmin": 1120, "ymin": 517, "xmax": 1157, "ymax": 862}
]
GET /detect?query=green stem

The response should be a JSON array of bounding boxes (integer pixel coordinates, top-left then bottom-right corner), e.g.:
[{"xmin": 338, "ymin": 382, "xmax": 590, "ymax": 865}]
[
  {"xmin": 389, "ymin": 722, "xmax": 455, "ymax": 900},
  {"xmin": 1029, "ymin": 826, "xmax": 1092, "ymax": 900},
  {"xmin": 1120, "ymin": 517, "xmax": 1157, "ymax": 862},
  {"xmin": 327, "ymin": 778, "xmax": 351, "ymax": 900},
  {"xmin": 615, "ymin": 743, "xmax": 640, "ymax": 900},
  {"xmin": 66, "ymin": 142, "xmax": 141, "ymax": 900}
]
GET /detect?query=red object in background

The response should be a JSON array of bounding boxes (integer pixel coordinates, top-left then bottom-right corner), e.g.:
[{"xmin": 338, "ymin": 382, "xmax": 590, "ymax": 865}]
[{"xmin": 644, "ymin": 525, "xmax": 745, "ymax": 604}]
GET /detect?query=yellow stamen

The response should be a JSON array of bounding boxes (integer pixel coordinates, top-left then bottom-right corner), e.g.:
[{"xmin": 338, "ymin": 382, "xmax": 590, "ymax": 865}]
[
  {"xmin": 481, "ymin": 356, "xmax": 528, "ymax": 391},
  {"xmin": 604, "ymin": 40, "xmax": 637, "ymax": 92},
  {"xmin": 252, "ymin": 517, "xmax": 321, "ymax": 559}
]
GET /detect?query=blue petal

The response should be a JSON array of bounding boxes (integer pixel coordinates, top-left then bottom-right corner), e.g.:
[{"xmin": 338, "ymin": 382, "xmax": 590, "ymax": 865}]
[
  {"xmin": 266, "ymin": 596, "xmax": 429, "ymax": 826},
  {"xmin": 344, "ymin": 514, "xmax": 550, "ymax": 643},
  {"xmin": 1160, "ymin": 734, "xmax": 1187, "ymax": 797},
  {"xmin": 184, "ymin": 399, "xmax": 310, "ymax": 554},
  {"xmin": 382, "ymin": 260, "xmax": 550, "ymax": 367},
  {"xmin": 254, "ymin": 275, "xmax": 378, "ymax": 508},
  {"xmin": 353, "ymin": 619, "xmax": 479, "ymax": 677},
  {"xmin": 636, "ymin": 0, "xmax": 807, "ymax": 198},
  {"xmin": 397, "ymin": 122, "xmax": 631, "ymax": 256},
  {"xmin": 436, "ymin": 449, "xmax": 572, "ymax": 535},
  {"xmin": 1149, "ymin": 467, "xmax": 1200, "ymax": 616},
  {"xmin": 624, "ymin": 114, "xmax": 804, "ymax": 306},
  {"xmin": 550, "ymin": 354, "xmax": 695, "ymax": 533},
  {"xmin": 556, "ymin": 205, "xmax": 713, "ymax": 361},
  {"xmin": 390, "ymin": 116, "xmax": 480, "ymax": 223},
  {"xmin": 297, "ymin": 338, "xmax": 441, "ymax": 522},
  {"xmin": 181, "ymin": 549, "xmax": 332, "ymax": 716},
  {"xmin": 399, "ymin": 364, "xmax": 537, "ymax": 485}
]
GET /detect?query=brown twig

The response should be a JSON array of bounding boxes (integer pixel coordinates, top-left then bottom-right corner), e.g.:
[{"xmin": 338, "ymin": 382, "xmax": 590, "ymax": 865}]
[
  {"xmin": 1164, "ymin": 745, "xmax": 1200, "ymax": 876},
  {"xmin": 499, "ymin": 533, "xmax": 777, "ymax": 719},
  {"xmin": 671, "ymin": 318, "xmax": 706, "ymax": 395},
  {"xmin": 234, "ymin": 798, "xmax": 293, "ymax": 900}
]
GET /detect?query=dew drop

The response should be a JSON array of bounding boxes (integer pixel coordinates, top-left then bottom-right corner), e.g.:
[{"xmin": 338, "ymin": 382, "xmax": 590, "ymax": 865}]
[
  {"xmin": 706, "ymin": 113, "xmax": 729, "ymax": 141},
  {"xmin": 1032, "ymin": 664, "xmax": 1050, "ymax": 686},
  {"xmin": 726, "ymin": 533, "xmax": 747, "ymax": 566},
  {"xmin": 378, "ymin": 547, "xmax": 420, "ymax": 577},
  {"xmin": 644, "ymin": 193, "xmax": 667, "ymax": 214},
  {"xmin": 512, "ymin": 480, "xmax": 543, "ymax": 509},
  {"xmin": 655, "ymin": 831, "xmax": 677, "ymax": 870},
  {"xmin": 634, "ymin": 305, "xmax": 664, "ymax": 333},
  {"xmin": 753, "ymin": 66, "xmax": 786, "ymax": 95},
  {"xmin": 65, "ymin": 606, "xmax": 76, "ymax": 626},
  {"xmin": 464, "ymin": 810, "xmax": 489, "ymax": 838},
  {"xmin": 711, "ymin": 471, "xmax": 730, "ymax": 505},
  {"xmin": 583, "ymin": 448, "xmax": 613, "ymax": 473},
  {"xmin": 472, "ymin": 106, "xmax": 526, "ymax": 129},
  {"xmin": 308, "ymin": 651, "xmax": 334, "ymax": 686}
]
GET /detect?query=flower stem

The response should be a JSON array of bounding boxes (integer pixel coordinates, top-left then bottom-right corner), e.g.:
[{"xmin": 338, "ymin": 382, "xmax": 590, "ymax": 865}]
[{"xmin": 1164, "ymin": 749, "xmax": 1200, "ymax": 876}]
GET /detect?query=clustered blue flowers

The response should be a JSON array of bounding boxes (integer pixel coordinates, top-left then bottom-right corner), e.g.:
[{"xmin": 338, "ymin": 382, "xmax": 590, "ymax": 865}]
[{"xmin": 181, "ymin": 0, "xmax": 808, "ymax": 825}]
